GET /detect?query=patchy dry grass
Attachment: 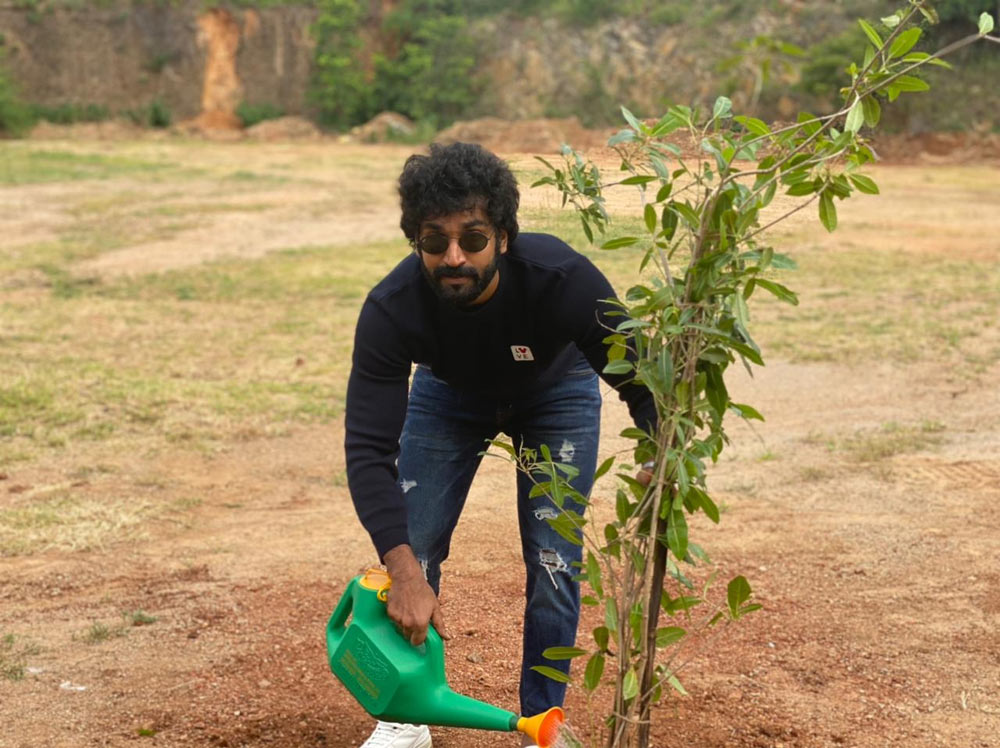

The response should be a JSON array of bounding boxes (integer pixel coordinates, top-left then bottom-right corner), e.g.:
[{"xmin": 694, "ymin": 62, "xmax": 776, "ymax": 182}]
[
  {"xmin": 0, "ymin": 492, "xmax": 158, "ymax": 556},
  {"xmin": 0, "ymin": 633, "xmax": 40, "ymax": 680},
  {"xmin": 838, "ymin": 420, "xmax": 946, "ymax": 462}
]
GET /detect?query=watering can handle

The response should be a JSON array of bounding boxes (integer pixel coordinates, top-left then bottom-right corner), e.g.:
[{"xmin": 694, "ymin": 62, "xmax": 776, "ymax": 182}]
[{"xmin": 326, "ymin": 577, "xmax": 357, "ymax": 649}]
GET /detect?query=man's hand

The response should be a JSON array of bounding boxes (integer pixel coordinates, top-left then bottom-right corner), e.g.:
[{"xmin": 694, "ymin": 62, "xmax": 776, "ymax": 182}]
[
  {"xmin": 382, "ymin": 544, "xmax": 450, "ymax": 646},
  {"xmin": 636, "ymin": 460, "xmax": 655, "ymax": 487}
]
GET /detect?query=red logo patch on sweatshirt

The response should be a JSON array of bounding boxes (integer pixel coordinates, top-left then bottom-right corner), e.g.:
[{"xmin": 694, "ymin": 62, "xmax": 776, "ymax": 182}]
[{"xmin": 511, "ymin": 345, "xmax": 534, "ymax": 361}]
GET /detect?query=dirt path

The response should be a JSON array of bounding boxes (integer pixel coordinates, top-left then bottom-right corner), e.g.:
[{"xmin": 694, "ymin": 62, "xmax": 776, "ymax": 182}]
[{"xmin": 2, "ymin": 141, "xmax": 999, "ymax": 748}]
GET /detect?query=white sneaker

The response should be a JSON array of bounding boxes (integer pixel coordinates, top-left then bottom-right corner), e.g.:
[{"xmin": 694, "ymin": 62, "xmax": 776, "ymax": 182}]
[{"xmin": 360, "ymin": 721, "xmax": 432, "ymax": 748}]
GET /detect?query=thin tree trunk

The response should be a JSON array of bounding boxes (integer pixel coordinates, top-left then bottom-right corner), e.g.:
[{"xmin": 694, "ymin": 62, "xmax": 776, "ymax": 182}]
[{"xmin": 636, "ymin": 489, "xmax": 671, "ymax": 748}]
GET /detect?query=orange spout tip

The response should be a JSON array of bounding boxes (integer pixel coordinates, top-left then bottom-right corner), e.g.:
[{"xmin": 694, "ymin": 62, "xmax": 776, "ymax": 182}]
[{"xmin": 516, "ymin": 707, "xmax": 565, "ymax": 748}]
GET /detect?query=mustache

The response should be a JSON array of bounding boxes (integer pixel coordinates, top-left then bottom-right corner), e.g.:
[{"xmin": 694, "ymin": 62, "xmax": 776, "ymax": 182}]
[{"xmin": 433, "ymin": 266, "xmax": 478, "ymax": 280}]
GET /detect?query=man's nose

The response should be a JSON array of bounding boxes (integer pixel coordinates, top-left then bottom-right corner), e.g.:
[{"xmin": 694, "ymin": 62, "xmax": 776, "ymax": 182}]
[{"xmin": 442, "ymin": 237, "xmax": 466, "ymax": 266}]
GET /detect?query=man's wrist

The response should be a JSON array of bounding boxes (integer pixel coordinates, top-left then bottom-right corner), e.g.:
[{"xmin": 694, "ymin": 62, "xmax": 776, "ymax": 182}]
[{"xmin": 383, "ymin": 544, "xmax": 423, "ymax": 582}]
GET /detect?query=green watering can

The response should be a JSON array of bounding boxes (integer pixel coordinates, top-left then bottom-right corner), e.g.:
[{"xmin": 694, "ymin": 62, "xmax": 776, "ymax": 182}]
[{"xmin": 327, "ymin": 569, "xmax": 564, "ymax": 747}]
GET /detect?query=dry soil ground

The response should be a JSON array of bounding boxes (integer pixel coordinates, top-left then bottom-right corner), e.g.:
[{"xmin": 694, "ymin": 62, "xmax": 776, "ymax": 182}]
[{"xmin": 1, "ymin": 137, "xmax": 998, "ymax": 748}]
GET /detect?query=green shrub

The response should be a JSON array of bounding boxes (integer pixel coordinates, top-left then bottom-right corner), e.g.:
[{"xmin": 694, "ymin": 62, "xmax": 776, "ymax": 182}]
[
  {"xmin": 0, "ymin": 49, "xmax": 33, "ymax": 137},
  {"xmin": 123, "ymin": 98, "xmax": 171, "ymax": 129},
  {"xmin": 32, "ymin": 102, "xmax": 110, "ymax": 124},
  {"xmin": 236, "ymin": 100, "xmax": 284, "ymax": 128},
  {"xmin": 372, "ymin": 9, "xmax": 479, "ymax": 128},
  {"xmin": 148, "ymin": 97, "xmax": 170, "ymax": 128},
  {"xmin": 310, "ymin": 0, "xmax": 371, "ymax": 129}
]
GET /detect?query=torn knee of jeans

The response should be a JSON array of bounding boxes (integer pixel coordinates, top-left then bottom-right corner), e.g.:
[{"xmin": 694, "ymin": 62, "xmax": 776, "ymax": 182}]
[
  {"xmin": 399, "ymin": 478, "xmax": 418, "ymax": 494},
  {"xmin": 539, "ymin": 548, "xmax": 570, "ymax": 590},
  {"xmin": 557, "ymin": 439, "xmax": 576, "ymax": 463},
  {"xmin": 532, "ymin": 506, "xmax": 559, "ymax": 521}
]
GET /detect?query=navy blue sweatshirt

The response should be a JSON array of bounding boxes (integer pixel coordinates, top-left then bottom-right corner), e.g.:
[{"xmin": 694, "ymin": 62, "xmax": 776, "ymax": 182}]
[{"xmin": 345, "ymin": 232, "xmax": 657, "ymax": 558}]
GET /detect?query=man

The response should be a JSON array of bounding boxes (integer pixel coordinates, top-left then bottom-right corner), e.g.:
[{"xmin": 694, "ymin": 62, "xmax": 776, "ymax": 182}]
[{"xmin": 345, "ymin": 142, "xmax": 656, "ymax": 748}]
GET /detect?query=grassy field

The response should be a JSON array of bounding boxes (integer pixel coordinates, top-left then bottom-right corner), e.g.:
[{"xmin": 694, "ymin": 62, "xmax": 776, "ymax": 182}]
[{"xmin": 1, "ymin": 140, "xmax": 998, "ymax": 556}]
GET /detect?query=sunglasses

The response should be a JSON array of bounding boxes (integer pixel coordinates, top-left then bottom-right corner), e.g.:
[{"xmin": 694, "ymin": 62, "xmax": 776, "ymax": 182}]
[{"xmin": 416, "ymin": 231, "xmax": 493, "ymax": 255}]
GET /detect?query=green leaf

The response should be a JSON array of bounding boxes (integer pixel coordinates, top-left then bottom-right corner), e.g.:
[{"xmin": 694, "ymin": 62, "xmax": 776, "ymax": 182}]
[
  {"xmin": 594, "ymin": 456, "xmax": 615, "ymax": 482},
  {"xmin": 844, "ymin": 97, "xmax": 863, "ymax": 134},
  {"xmin": 819, "ymin": 192, "xmax": 837, "ymax": 232},
  {"xmin": 615, "ymin": 490, "xmax": 631, "ymax": 525},
  {"xmin": 622, "ymin": 668, "xmax": 639, "ymax": 700},
  {"xmin": 655, "ymin": 626, "xmax": 686, "ymax": 648},
  {"xmin": 644, "ymin": 203, "xmax": 657, "ymax": 233},
  {"xmin": 728, "ymin": 339, "xmax": 764, "ymax": 367},
  {"xmin": 700, "ymin": 492, "xmax": 720, "ymax": 524},
  {"xmin": 727, "ymin": 575, "xmax": 752, "ymax": 618},
  {"xmin": 979, "ymin": 12, "xmax": 995, "ymax": 35},
  {"xmin": 586, "ymin": 551, "xmax": 603, "ymax": 596},
  {"xmin": 861, "ymin": 96, "xmax": 881, "ymax": 128},
  {"xmin": 902, "ymin": 52, "xmax": 952, "ymax": 70},
  {"xmin": 583, "ymin": 653, "xmax": 605, "ymax": 691},
  {"xmin": 858, "ymin": 19, "xmax": 883, "ymax": 49},
  {"xmin": 547, "ymin": 515, "xmax": 583, "ymax": 546},
  {"xmin": 603, "ymin": 359, "xmax": 634, "ymax": 376},
  {"xmin": 672, "ymin": 202, "xmax": 700, "ymax": 228},
  {"xmin": 662, "ymin": 594, "xmax": 701, "ymax": 614},
  {"xmin": 621, "ymin": 106, "xmax": 643, "ymax": 133},
  {"xmin": 712, "ymin": 96, "xmax": 732, "ymax": 120},
  {"xmin": 661, "ymin": 207, "xmax": 678, "ymax": 240},
  {"xmin": 735, "ymin": 115, "xmax": 770, "ymax": 137},
  {"xmin": 581, "ymin": 595, "xmax": 600, "ymax": 606},
  {"xmin": 607, "ymin": 129, "xmax": 635, "ymax": 146},
  {"xmin": 848, "ymin": 173, "xmax": 879, "ymax": 195},
  {"xmin": 889, "ymin": 27, "xmax": 922, "ymax": 59},
  {"xmin": 704, "ymin": 363, "xmax": 728, "ymax": 416},
  {"xmin": 666, "ymin": 508, "xmax": 688, "ymax": 561},
  {"xmin": 754, "ymin": 279, "xmax": 799, "ymax": 305},
  {"xmin": 601, "ymin": 236, "xmax": 639, "ymax": 249},
  {"xmin": 620, "ymin": 175, "xmax": 657, "ymax": 186},
  {"xmin": 605, "ymin": 601, "xmax": 619, "ymax": 633},
  {"xmin": 667, "ymin": 673, "xmax": 688, "ymax": 696},
  {"xmin": 881, "ymin": 13, "xmax": 901, "ymax": 29},
  {"xmin": 580, "ymin": 215, "xmax": 594, "ymax": 243},
  {"xmin": 655, "ymin": 182, "xmax": 673, "ymax": 203},
  {"xmin": 730, "ymin": 402, "xmax": 764, "ymax": 421},
  {"xmin": 887, "ymin": 75, "xmax": 930, "ymax": 101},
  {"xmin": 530, "ymin": 665, "xmax": 571, "ymax": 684},
  {"xmin": 786, "ymin": 181, "xmax": 818, "ymax": 197},
  {"xmin": 593, "ymin": 625, "xmax": 609, "ymax": 651},
  {"xmin": 542, "ymin": 646, "xmax": 588, "ymax": 661}
]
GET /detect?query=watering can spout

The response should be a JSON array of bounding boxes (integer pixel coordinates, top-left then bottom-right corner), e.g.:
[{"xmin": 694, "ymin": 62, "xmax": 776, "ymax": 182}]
[{"xmin": 517, "ymin": 707, "xmax": 566, "ymax": 748}]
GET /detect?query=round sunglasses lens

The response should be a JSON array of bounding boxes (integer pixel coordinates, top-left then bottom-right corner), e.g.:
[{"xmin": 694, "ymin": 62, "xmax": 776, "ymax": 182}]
[
  {"xmin": 419, "ymin": 234, "xmax": 449, "ymax": 254},
  {"xmin": 459, "ymin": 233, "xmax": 489, "ymax": 252}
]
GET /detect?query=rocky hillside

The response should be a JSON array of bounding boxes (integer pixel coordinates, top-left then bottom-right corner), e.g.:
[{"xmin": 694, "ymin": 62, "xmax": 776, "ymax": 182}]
[{"xmin": 0, "ymin": 0, "xmax": 995, "ymax": 133}]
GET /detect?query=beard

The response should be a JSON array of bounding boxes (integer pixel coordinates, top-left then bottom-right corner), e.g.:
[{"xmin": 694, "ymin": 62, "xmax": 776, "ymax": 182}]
[{"xmin": 420, "ymin": 250, "xmax": 501, "ymax": 308}]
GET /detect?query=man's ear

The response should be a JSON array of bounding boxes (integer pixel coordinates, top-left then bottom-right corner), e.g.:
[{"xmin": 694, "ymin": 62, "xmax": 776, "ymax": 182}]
[{"xmin": 498, "ymin": 231, "xmax": 508, "ymax": 254}]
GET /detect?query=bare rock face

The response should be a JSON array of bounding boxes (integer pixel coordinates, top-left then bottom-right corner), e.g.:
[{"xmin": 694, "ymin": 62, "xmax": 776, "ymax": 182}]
[{"xmin": 178, "ymin": 8, "xmax": 243, "ymax": 132}]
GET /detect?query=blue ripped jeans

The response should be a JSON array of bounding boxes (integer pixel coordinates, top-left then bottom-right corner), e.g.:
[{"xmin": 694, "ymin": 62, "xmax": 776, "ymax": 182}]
[{"xmin": 397, "ymin": 362, "xmax": 601, "ymax": 716}]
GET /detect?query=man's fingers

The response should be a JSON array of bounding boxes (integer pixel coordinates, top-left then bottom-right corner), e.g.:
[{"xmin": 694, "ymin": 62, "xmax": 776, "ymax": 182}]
[
  {"xmin": 431, "ymin": 605, "xmax": 451, "ymax": 640},
  {"xmin": 408, "ymin": 625, "xmax": 427, "ymax": 646}
]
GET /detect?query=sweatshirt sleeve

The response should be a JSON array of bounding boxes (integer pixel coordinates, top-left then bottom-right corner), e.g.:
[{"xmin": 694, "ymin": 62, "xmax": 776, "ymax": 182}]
[
  {"xmin": 344, "ymin": 298, "xmax": 413, "ymax": 559},
  {"xmin": 564, "ymin": 258, "xmax": 658, "ymax": 435}
]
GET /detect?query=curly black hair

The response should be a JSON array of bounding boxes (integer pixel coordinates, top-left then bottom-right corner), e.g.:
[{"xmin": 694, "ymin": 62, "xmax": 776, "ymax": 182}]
[{"xmin": 398, "ymin": 142, "xmax": 519, "ymax": 246}]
